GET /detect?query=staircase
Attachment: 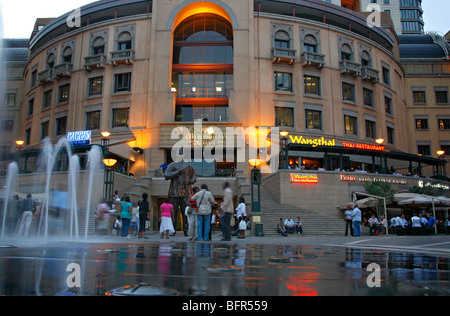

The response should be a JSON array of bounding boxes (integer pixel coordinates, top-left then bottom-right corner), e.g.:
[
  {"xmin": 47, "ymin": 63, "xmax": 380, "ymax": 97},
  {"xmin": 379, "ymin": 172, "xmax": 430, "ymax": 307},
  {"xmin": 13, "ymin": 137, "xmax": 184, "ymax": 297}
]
[{"xmin": 257, "ymin": 184, "xmax": 346, "ymax": 236}]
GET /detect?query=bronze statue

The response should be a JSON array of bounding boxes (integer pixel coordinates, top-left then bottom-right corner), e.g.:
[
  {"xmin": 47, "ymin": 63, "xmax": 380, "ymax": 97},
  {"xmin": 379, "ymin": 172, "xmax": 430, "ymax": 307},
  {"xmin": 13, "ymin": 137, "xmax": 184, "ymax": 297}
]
[{"xmin": 164, "ymin": 158, "xmax": 197, "ymax": 235}]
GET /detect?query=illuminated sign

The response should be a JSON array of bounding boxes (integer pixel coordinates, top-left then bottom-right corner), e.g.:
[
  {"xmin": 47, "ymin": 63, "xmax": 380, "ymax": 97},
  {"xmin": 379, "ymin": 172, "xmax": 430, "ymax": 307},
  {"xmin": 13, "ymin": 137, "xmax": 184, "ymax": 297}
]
[
  {"xmin": 340, "ymin": 174, "xmax": 407, "ymax": 184},
  {"xmin": 290, "ymin": 173, "xmax": 318, "ymax": 184},
  {"xmin": 67, "ymin": 130, "xmax": 91, "ymax": 146},
  {"xmin": 418, "ymin": 181, "xmax": 449, "ymax": 190},
  {"xmin": 342, "ymin": 142, "xmax": 385, "ymax": 151},
  {"xmin": 289, "ymin": 135, "xmax": 335, "ymax": 147}
]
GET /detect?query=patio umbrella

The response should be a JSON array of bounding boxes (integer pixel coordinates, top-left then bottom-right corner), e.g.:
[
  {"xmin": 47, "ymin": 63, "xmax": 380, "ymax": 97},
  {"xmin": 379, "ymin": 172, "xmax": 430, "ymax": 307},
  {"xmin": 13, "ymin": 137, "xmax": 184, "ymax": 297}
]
[{"xmin": 398, "ymin": 194, "xmax": 439, "ymax": 234}]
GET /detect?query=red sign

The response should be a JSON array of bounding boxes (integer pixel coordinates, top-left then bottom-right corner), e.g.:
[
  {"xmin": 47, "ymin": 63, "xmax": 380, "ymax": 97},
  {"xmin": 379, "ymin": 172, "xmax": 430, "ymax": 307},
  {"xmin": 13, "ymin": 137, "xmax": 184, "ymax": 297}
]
[
  {"xmin": 342, "ymin": 142, "xmax": 385, "ymax": 151},
  {"xmin": 290, "ymin": 173, "xmax": 318, "ymax": 184}
]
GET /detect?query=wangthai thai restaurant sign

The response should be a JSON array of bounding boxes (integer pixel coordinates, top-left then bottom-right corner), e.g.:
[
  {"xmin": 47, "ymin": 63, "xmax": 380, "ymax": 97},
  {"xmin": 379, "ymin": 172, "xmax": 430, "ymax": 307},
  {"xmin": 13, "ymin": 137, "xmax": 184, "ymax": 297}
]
[{"xmin": 290, "ymin": 173, "xmax": 318, "ymax": 184}]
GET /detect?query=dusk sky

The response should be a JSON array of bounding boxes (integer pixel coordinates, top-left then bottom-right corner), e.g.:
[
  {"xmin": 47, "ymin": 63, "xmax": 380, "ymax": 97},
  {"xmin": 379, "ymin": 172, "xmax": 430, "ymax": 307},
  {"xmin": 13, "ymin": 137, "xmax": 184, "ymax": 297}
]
[{"xmin": 0, "ymin": 0, "xmax": 449, "ymax": 38}]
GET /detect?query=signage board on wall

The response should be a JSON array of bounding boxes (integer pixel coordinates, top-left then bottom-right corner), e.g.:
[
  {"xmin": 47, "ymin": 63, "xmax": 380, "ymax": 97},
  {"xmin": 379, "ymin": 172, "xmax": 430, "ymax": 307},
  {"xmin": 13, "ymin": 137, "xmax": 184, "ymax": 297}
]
[
  {"xmin": 67, "ymin": 130, "xmax": 91, "ymax": 146},
  {"xmin": 340, "ymin": 174, "xmax": 407, "ymax": 185},
  {"xmin": 290, "ymin": 173, "xmax": 318, "ymax": 184}
]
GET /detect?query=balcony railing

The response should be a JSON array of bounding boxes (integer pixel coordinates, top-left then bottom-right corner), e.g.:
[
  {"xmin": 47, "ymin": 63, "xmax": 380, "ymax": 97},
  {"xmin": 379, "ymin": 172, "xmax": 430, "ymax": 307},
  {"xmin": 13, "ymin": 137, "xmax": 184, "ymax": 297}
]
[
  {"xmin": 53, "ymin": 63, "xmax": 73, "ymax": 78},
  {"xmin": 272, "ymin": 47, "xmax": 297, "ymax": 65},
  {"xmin": 84, "ymin": 54, "xmax": 107, "ymax": 70},
  {"xmin": 361, "ymin": 66, "xmax": 380, "ymax": 83},
  {"xmin": 175, "ymin": 87, "xmax": 231, "ymax": 99},
  {"xmin": 110, "ymin": 49, "xmax": 135, "ymax": 66},
  {"xmin": 339, "ymin": 60, "xmax": 361, "ymax": 77},
  {"xmin": 300, "ymin": 51, "xmax": 325, "ymax": 69},
  {"xmin": 38, "ymin": 68, "xmax": 53, "ymax": 85}
]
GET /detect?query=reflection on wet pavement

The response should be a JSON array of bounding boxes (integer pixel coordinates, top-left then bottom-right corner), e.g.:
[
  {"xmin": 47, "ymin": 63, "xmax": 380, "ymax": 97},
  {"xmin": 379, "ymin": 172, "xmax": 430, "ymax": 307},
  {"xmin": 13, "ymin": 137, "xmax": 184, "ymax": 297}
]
[{"xmin": 0, "ymin": 241, "xmax": 448, "ymax": 296}]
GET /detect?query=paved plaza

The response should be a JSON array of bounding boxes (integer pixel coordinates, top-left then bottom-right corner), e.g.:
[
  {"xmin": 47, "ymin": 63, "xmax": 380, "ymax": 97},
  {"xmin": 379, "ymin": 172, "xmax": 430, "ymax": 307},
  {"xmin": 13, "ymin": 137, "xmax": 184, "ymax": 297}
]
[{"xmin": 0, "ymin": 233, "xmax": 449, "ymax": 297}]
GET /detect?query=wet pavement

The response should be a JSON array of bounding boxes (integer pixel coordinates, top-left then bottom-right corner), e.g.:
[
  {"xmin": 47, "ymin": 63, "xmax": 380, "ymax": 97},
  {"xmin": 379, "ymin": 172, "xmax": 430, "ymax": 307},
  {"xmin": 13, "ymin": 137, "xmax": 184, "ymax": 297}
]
[{"xmin": 0, "ymin": 234, "xmax": 449, "ymax": 296}]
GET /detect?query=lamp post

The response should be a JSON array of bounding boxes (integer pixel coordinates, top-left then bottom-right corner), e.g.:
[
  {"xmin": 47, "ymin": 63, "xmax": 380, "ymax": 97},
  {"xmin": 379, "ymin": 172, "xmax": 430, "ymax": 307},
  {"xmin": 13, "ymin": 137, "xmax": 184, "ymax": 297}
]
[
  {"xmin": 280, "ymin": 131, "xmax": 289, "ymax": 169},
  {"xmin": 249, "ymin": 158, "xmax": 262, "ymax": 213},
  {"xmin": 15, "ymin": 140, "xmax": 24, "ymax": 173},
  {"xmin": 437, "ymin": 150, "xmax": 446, "ymax": 179},
  {"xmin": 101, "ymin": 131, "xmax": 116, "ymax": 201}
]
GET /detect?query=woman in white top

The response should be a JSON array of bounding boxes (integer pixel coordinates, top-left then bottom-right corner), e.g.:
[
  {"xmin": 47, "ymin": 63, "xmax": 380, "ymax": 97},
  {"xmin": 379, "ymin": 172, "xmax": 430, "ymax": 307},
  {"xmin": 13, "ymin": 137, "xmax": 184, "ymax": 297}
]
[{"xmin": 235, "ymin": 196, "xmax": 247, "ymax": 239}]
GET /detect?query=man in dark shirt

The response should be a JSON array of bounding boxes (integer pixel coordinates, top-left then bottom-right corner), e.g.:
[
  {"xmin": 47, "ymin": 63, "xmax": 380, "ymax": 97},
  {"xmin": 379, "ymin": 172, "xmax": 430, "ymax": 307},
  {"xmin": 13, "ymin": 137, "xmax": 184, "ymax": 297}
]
[{"xmin": 18, "ymin": 194, "xmax": 35, "ymax": 237}]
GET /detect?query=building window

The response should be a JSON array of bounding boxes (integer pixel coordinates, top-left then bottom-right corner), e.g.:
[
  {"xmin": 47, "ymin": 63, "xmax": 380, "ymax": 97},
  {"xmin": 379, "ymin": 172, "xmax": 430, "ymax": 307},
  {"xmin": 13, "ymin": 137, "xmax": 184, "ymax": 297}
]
[
  {"xmin": 114, "ymin": 73, "xmax": 132, "ymax": 93},
  {"xmin": 417, "ymin": 145, "xmax": 430, "ymax": 156},
  {"xmin": 274, "ymin": 72, "xmax": 293, "ymax": 92},
  {"xmin": 415, "ymin": 119, "xmax": 428, "ymax": 130},
  {"xmin": 175, "ymin": 105, "xmax": 228, "ymax": 122},
  {"xmin": 342, "ymin": 83, "xmax": 355, "ymax": 103},
  {"xmin": 112, "ymin": 108, "xmax": 129, "ymax": 128},
  {"xmin": 385, "ymin": 96, "xmax": 393, "ymax": 115},
  {"xmin": 43, "ymin": 90, "xmax": 52, "ymax": 109},
  {"xmin": 439, "ymin": 119, "xmax": 450, "ymax": 130},
  {"xmin": 40, "ymin": 121, "xmax": 49, "ymax": 140},
  {"xmin": 0, "ymin": 120, "xmax": 13, "ymax": 131},
  {"xmin": 55, "ymin": 116, "xmax": 67, "ymax": 136},
  {"xmin": 58, "ymin": 84, "xmax": 70, "ymax": 103},
  {"xmin": 305, "ymin": 109, "xmax": 322, "ymax": 130},
  {"xmin": 344, "ymin": 115, "xmax": 357, "ymax": 135},
  {"xmin": 92, "ymin": 36, "xmax": 106, "ymax": 55},
  {"xmin": 365, "ymin": 120, "xmax": 376, "ymax": 139},
  {"xmin": 86, "ymin": 111, "xmax": 101, "ymax": 130},
  {"xmin": 27, "ymin": 99, "xmax": 34, "ymax": 116},
  {"xmin": 413, "ymin": 90, "xmax": 426, "ymax": 104},
  {"xmin": 387, "ymin": 126, "xmax": 395, "ymax": 144},
  {"xmin": 435, "ymin": 90, "xmax": 449, "ymax": 104},
  {"xmin": 275, "ymin": 107, "xmax": 294, "ymax": 127},
  {"xmin": 304, "ymin": 75, "xmax": 320, "ymax": 96},
  {"xmin": 62, "ymin": 47, "xmax": 73, "ymax": 64},
  {"xmin": 440, "ymin": 145, "xmax": 450, "ymax": 156},
  {"xmin": 30, "ymin": 70, "xmax": 37, "ymax": 88},
  {"xmin": 382, "ymin": 67, "xmax": 390, "ymax": 86},
  {"xmin": 363, "ymin": 88, "xmax": 374, "ymax": 107},
  {"xmin": 117, "ymin": 32, "xmax": 132, "ymax": 50},
  {"xmin": 25, "ymin": 128, "xmax": 31, "ymax": 145},
  {"xmin": 4, "ymin": 93, "xmax": 16, "ymax": 107},
  {"xmin": 89, "ymin": 76, "xmax": 103, "ymax": 96}
]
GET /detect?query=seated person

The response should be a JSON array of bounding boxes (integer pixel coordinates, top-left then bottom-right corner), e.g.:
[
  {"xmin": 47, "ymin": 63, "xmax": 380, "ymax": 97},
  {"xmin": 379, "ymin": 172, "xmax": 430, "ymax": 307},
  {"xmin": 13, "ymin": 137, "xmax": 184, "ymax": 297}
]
[
  {"xmin": 277, "ymin": 218, "xmax": 288, "ymax": 236},
  {"xmin": 368, "ymin": 214, "xmax": 381, "ymax": 236},
  {"xmin": 284, "ymin": 217, "xmax": 296, "ymax": 233},
  {"xmin": 295, "ymin": 216, "xmax": 304, "ymax": 235}
]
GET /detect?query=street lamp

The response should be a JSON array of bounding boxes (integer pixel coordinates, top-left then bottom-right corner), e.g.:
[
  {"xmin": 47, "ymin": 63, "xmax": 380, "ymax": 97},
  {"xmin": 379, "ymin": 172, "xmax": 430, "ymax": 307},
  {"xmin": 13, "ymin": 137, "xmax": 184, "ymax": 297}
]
[
  {"xmin": 375, "ymin": 138, "xmax": 384, "ymax": 145},
  {"xmin": 280, "ymin": 130, "xmax": 289, "ymax": 169},
  {"xmin": 437, "ymin": 150, "xmax": 446, "ymax": 178},
  {"xmin": 15, "ymin": 140, "xmax": 24, "ymax": 172},
  {"xmin": 248, "ymin": 158, "xmax": 262, "ymax": 213},
  {"xmin": 101, "ymin": 131, "xmax": 115, "ymax": 201}
]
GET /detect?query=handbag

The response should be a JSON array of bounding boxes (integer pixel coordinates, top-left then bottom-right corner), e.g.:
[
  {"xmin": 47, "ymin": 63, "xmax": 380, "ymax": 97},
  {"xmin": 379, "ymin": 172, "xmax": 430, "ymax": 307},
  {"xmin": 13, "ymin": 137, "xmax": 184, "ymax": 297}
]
[{"xmin": 239, "ymin": 219, "xmax": 247, "ymax": 230}]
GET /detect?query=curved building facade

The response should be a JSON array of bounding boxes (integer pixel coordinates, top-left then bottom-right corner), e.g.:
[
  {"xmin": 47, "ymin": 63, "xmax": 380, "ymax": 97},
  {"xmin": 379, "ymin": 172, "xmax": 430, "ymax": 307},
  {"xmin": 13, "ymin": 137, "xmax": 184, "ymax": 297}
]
[{"xmin": 11, "ymin": 0, "xmax": 448, "ymax": 234}]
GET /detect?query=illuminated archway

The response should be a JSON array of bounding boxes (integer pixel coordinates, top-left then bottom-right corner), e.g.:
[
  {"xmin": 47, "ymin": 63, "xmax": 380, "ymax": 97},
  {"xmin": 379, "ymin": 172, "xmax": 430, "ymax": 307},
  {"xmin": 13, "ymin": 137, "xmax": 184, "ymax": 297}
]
[{"xmin": 167, "ymin": 0, "xmax": 238, "ymax": 31}]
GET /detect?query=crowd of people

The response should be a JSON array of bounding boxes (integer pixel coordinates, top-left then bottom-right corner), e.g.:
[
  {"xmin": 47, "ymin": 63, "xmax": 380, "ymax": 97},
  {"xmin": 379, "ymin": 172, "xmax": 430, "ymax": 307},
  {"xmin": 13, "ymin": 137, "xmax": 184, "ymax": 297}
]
[
  {"xmin": 106, "ymin": 182, "xmax": 250, "ymax": 241},
  {"xmin": 343, "ymin": 205, "xmax": 449, "ymax": 237}
]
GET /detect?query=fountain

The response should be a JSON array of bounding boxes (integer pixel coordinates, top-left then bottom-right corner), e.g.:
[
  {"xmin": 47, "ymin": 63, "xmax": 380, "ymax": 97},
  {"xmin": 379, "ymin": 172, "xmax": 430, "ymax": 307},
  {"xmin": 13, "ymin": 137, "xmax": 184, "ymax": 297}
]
[{"xmin": 1, "ymin": 136, "xmax": 105, "ymax": 241}]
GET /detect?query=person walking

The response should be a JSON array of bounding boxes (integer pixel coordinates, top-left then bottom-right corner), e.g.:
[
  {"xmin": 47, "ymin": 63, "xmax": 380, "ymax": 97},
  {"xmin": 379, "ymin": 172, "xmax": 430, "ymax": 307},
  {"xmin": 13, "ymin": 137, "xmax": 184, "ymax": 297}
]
[
  {"xmin": 138, "ymin": 193, "xmax": 150, "ymax": 239},
  {"xmin": 344, "ymin": 208, "xmax": 354, "ymax": 236},
  {"xmin": 18, "ymin": 194, "xmax": 35, "ymax": 237},
  {"xmin": 95, "ymin": 198, "xmax": 111, "ymax": 235},
  {"xmin": 120, "ymin": 196, "xmax": 133, "ymax": 238},
  {"xmin": 159, "ymin": 198, "xmax": 175, "ymax": 239},
  {"xmin": 220, "ymin": 182, "xmax": 233, "ymax": 241},
  {"xmin": 191, "ymin": 184, "xmax": 215, "ymax": 241},
  {"xmin": 351, "ymin": 204, "xmax": 362, "ymax": 237}
]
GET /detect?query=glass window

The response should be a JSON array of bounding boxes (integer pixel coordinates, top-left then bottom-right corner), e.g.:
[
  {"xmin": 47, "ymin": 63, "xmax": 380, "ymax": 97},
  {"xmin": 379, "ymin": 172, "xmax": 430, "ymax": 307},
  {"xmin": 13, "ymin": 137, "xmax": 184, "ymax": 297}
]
[
  {"xmin": 413, "ymin": 90, "xmax": 426, "ymax": 104},
  {"xmin": 275, "ymin": 107, "xmax": 294, "ymax": 127},
  {"xmin": 43, "ymin": 90, "xmax": 52, "ymax": 109},
  {"xmin": 89, "ymin": 76, "xmax": 103, "ymax": 96},
  {"xmin": 415, "ymin": 119, "xmax": 428, "ymax": 130},
  {"xmin": 436, "ymin": 91, "xmax": 449, "ymax": 104},
  {"xmin": 305, "ymin": 110, "xmax": 322, "ymax": 130},
  {"xmin": 27, "ymin": 99, "xmax": 34, "ymax": 116},
  {"xmin": 365, "ymin": 120, "xmax": 376, "ymax": 139},
  {"xmin": 114, "ymin": 73, "xmax": 131, "ymax": 93},
  {"xmin": 304, "ymin": 75, "xmax": 320, "ymax": 96},
  {"xmin": 4, "ymin": 93, "xmax": 16, "ymax": 107},
  {"xmin": 55, "ymin": 116, "xmax": 67, "ymax": 136},
  {"xmin": 387, "ymin": 126, "xmax": 395, "ymax": 144},
  {"xmin": 342, "ymin": 83, "xmax": 355, "ymax": 102},
  {"xmin": 385, "ymin": 96, "xmax": 392, "ymax": 115},
  {"xmin": 417, "ymin": 145, "xmax": 430, "ymax": 156},
  {"xmin": 363, "ymin": 88, "xmax": 374, "ymax": 107},
  {"xmin": 382, "ymin": 67, "xmax": 390, "ymax": 86},
  {"xmin": 86, "ymin": 111, "xmax": 101, "ymax": 130},
  {"xmin": 344, "ymin": 115, "xmax": 357, "ymax": 135},
  {"xmin": 112, "ymin": 108, "xmax": 129, "ymax": 128},
  {"xmin": 438, "ymin": 119, "xmax": 450, "ymax": 130},
  {"xmin": 40, "ymin": 121, "xmax": 49, "ymax": 140},
  {"xmin": 58, "ymin": 84, "xmax": 70, "ymax": 103},
  {"xmin": 274, "ymin": 72, "xmax": 292, "ymax": 92}
]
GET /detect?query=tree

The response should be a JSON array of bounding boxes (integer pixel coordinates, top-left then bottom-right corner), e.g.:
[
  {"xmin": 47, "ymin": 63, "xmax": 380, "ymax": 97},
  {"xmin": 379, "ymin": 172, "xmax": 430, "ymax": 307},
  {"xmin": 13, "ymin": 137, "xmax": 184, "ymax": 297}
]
[{"xmin": 363, "ymin": 181, "xmax": 397, "ymax": 217}]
